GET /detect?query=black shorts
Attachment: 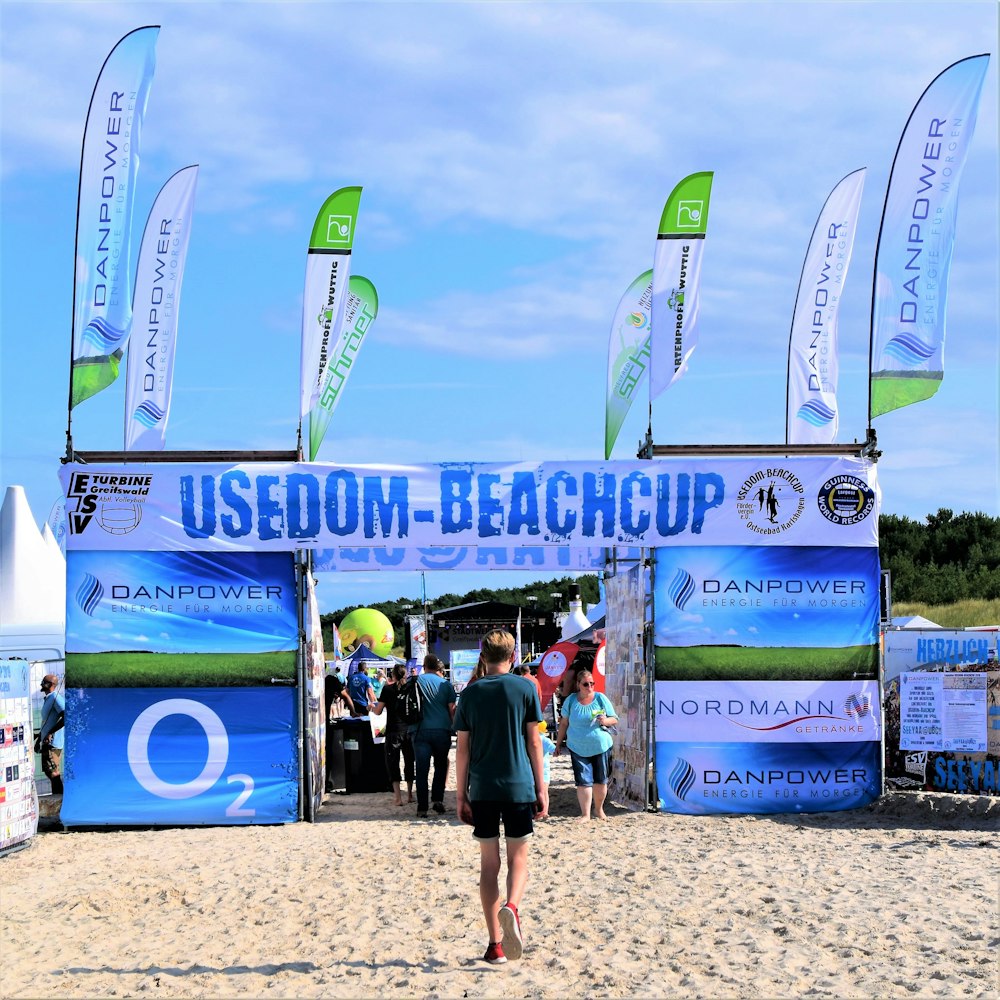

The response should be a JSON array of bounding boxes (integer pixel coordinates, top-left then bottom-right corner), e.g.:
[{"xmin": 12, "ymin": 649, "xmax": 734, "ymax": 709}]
[{"xmin": 470, "ymin": 800, "xmax": 535, "ymax": 842}]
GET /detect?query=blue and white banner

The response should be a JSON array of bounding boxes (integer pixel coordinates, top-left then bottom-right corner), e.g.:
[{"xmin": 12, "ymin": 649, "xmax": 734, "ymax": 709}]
[
  {"xmin": 870, "ymin": 54, "xmax": 990, "ymax": 418},
  {"xmin": 655, "ymin": 680, "xmax": 882, "ymax": 744},
  {"xmin": 786, "ymin": 169, "xmax": 866, "ymax": 444},
  {"xmin": 313, "ymin": 544, "xmax": 630, "ymax": 573},
  {"xmin": 125, "ymin": 165, "xmax": 199, "ymax": 450},
  {"xmin": 654, "ymin": 546, "xmax": 880, "ymax": 650},
  {"xmin": 66, "ymin": 551, "xmax": 297, "ymax": 653},
  {"xmin": 71, "ymin": 26, "xmax": 159, "ymax": 408},
  {"xmin": 61, "ymin": 687, "xmax": 298, "ymax": 826},
  {"xmin": 60, "ymin": 456, "xmax": 880, "ymax": 552},
  {"xmin": 655, "ymin": 740, "xmax": 881, "ymax": 815},
  {"xmin": 884, "ymin": 627, "xmax": 997, "ymax": 681}
]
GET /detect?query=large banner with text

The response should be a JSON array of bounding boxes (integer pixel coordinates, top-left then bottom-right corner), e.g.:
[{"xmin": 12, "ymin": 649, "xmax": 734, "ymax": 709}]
[
  {"xmin": 59, "ymin": 457, "xmax": 879, "ymax": 552},
  {"xmin": 652, "ymin": 456, "xmax": 882, "ymax": 814},
  {"xmin": 62, "ymin": 549, "xmax": 299, "ymax": 826}
]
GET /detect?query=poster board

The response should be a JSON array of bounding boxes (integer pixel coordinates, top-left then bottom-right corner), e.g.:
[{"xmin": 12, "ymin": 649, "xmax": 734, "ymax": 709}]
[{"xmin": 0, "ymin": 659, "xmax": 38, "ymax": 854}]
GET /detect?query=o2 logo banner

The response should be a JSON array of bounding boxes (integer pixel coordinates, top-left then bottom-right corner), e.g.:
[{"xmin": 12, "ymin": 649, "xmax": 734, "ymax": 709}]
[
  {"xmin": 655, "ymin": 740, "xmax": 880, "ymax": 816},
  {"xmin": 61, "ymin": 687, "xmax": 297, "ymax": 826}
]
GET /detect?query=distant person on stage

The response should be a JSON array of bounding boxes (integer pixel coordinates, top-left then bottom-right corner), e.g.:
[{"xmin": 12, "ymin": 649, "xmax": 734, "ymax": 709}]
[
  {"xmin": 454, "ymin": 630, "xmax": 547, "ymax": 965},
  {"xmin": 414, "ymin": 654, "xmax": 457, "ymax": 817},
  {"xmin": 37, "ymin": 674, "xmax": 65, "ymax": 796}
]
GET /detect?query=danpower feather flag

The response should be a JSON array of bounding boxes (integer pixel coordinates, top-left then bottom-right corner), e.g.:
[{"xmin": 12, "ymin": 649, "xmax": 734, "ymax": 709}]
[
  {"xmin": 124, "ymin": 165, "xmax": 198, "ymax": 450},
  {"xmin": 869, "ymin": 55, "xmax": 989, "ymax": 420},
  {"xmin": 70, "ymin": 26, "xmax": 158, "ymax": 409},
  {"xmin": 786, "ymin": 169, "xmax": 866, "ymax": 444}
]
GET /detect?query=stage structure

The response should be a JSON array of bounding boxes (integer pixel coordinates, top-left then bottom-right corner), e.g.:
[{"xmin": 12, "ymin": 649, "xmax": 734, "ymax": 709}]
[{"xmin": 55, "ymin": 444, "xmax": 890, "ymax": 825}]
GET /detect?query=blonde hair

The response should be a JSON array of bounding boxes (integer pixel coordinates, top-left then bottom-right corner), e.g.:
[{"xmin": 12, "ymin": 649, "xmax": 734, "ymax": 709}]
[
  {"xmin": 480, "ymin": 630, "xmax": 515, "ymax": 666},
  {"xmin": 472, "ymin": 654, "xmax": 489, "ymax": 681}
]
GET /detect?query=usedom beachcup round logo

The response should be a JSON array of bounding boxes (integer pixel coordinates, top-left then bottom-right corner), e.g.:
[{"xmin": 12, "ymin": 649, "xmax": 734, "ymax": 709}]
[
  {"xmin": 817, "ymin": 475, "xmax": 876, "ymax": 525},
  {"xmin": 735, "ymin": 467, "xmax": 805, "ymax": 535}
]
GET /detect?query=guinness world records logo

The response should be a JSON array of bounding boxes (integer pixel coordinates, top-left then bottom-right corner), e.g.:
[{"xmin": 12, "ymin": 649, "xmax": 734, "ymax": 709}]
[{"xmin": 817, "ymin": 475, "xmax": 876, "ymax": 525}]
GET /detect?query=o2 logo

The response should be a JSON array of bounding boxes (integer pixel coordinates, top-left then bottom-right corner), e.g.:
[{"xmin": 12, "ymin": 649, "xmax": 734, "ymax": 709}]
[{"xmin": 126, "ymin": 699, "xmax": 255, "ymax": 817}]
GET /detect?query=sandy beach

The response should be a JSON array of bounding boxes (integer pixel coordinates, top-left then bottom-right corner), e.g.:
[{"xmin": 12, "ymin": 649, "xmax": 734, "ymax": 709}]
[{"xmin": 3, "ymin": 752, "xmax": 998, "ymax": 1000}]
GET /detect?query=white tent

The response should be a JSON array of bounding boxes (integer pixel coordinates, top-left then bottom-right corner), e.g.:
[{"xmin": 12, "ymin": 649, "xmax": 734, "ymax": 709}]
[
  {"xmin": 889, "ymin": 614, "xmax": 941, "ymax": 630},
  {"xmin": 1, "ymin": 485, "xmax": 65, "ymax": 662},
  {"xmin": 1, "ymin": 485, "xmax": 65, "ymax": 809}
]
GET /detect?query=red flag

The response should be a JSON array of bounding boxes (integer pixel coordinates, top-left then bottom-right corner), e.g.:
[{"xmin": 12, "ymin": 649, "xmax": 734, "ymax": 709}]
[
  {"xmin": 592, "ymin": 640, "xmax": 607, "ymax": 694},
  {"xmin": 537, "ymin": 641, "xmax": 579, "ymax": 710}
]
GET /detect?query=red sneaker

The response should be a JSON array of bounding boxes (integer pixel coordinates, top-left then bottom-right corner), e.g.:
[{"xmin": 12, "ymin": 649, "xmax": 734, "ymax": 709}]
[
  {"xmin": 498, "ymin": 902, "xmax": 522, "ymax": 959},
  {"xmin": 483, "ymin": 941, "xmax": 507, "ymax": 964}
]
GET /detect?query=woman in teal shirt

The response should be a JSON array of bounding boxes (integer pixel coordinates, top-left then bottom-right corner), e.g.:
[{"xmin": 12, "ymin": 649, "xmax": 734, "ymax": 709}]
[{"xmin": 555, "ymin": 669, "xmax": 618, "ymax": 821}]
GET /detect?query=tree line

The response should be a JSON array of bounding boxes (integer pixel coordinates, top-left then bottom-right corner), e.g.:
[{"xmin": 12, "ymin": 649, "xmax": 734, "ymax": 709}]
[{"xmin": 880, "ymin": 509, "xmax": 1000, "ymax": 605}]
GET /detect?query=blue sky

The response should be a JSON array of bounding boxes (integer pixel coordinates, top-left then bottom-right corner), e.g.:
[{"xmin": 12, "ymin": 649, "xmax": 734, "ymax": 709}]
[{"xmin": 1, "ymin": 1, "xmax": 996, "ymax": 615}]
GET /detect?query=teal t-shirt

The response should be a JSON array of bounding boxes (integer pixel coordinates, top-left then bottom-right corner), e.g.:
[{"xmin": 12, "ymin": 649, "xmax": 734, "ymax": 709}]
[
  {"xmin": 453, "ymin": 673, "xmax": 542, "ymax": 803},
  {"xmin": 561, "ymin": 692, "xmax": 615, "ymax": 757},
  {"xmin": 416, "ymin": 673, "xmax": 457, "ymax": 731}
]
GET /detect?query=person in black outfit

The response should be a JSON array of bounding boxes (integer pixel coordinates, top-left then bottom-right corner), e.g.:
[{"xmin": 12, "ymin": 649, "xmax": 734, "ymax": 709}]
[{"xmin": 374, "ymin": 664, "xmax": 415, "ymax": 806}]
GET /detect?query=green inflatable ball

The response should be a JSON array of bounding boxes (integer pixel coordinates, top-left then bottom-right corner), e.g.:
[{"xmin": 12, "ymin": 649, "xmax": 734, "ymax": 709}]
[{"xmin": 339, "ymin": 607, "xmax": 394, "ymax": 657}]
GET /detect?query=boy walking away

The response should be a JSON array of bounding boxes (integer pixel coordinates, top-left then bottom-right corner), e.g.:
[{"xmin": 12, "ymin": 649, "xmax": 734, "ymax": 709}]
[{"xmin": 454, "ymin": 630, "xmax": 547, "ymax": 965}]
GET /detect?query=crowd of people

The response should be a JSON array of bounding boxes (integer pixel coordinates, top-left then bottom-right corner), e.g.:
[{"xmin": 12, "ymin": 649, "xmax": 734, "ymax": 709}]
[{"xmin": 324, "ymin": 629, "xmax": 618, "ymax": 965}]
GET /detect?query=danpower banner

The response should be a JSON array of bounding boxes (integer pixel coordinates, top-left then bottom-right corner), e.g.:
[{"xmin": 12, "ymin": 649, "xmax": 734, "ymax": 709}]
[
  {"xmin": 125, "ymin": 165, "xmax": 199, "ymax": 450},
  {"xmin": 654, "ymin": 545, "xmax": 881, "ymax": 656},
  {"xmin": 71, "ymin": 26, "xmax": 159, "ymax": 408},
  {"xmin": 59, "ymin": 456, "xmax": 880, "ymax": 552},
  {"xmin": 786, "ymin": 169, "xmax": 865, "ymax": 444},
  {"xmin": 870, "ymin": 54, "xmax": 990, "ymax": 419},
  {"xmin": 63, "ymin": 549, "xmax": 299, "ymax": 826},
  {"xmin": 66, "ymin": 551, "xmax": 298, "ymax": 654}
]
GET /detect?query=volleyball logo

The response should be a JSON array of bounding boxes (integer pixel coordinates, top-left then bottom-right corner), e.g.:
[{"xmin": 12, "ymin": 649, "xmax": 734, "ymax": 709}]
[{"xmin": 97, "ymin": 502, "xmax": 143, "ymax": 535}]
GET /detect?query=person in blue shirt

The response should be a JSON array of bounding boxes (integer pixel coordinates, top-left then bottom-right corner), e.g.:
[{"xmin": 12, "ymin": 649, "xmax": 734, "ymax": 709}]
[
  {"xmin": 38, "ymin": 674, "xmax": 65, "ymax": 795},
  {"xmin": 555, "ymin": 669, "xmax": 618, "ymax": 822},
  {"xmin": 347, "ymin": 667, "xmax": 375, "ymax": 716},
  {"xmin": 414, "ymin": 655, "xmax": 457, "ymax": 817}
]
